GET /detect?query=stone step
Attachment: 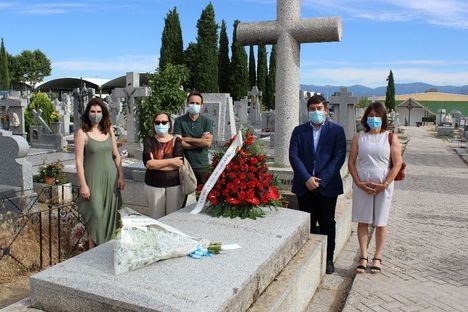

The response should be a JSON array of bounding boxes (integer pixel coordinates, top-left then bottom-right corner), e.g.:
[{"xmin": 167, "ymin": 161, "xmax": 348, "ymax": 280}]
[{"xmin": 249, "ymin": 234, "xmax": 327, "ymax": 311}]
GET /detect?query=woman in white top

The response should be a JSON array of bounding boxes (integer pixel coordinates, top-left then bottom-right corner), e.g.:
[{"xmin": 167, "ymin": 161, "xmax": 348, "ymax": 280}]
[{"xmin": 348, "ymin": 102, "xmax": 403, "ymax": 273}]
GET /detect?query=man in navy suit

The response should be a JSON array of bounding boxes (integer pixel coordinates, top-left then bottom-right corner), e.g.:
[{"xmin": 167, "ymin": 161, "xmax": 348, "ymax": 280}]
[{"xmin": 289, "ymin": 94, "xmax": 346, "ymax": 274}]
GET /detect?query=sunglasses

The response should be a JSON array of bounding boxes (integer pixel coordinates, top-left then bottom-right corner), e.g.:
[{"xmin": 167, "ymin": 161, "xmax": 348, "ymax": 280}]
[{"xmin": 154, "ymin": 121, "xmax": 169, "ymax": 125}]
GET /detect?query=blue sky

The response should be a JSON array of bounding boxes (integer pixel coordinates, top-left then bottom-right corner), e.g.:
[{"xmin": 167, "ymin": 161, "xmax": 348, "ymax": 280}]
[{"xmin": 1, "ymin": 0, "xmax": 468, "ymax": 87}]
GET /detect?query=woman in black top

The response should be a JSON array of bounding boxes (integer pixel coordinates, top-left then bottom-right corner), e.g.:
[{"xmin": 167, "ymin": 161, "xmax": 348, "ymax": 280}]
[{"xmin": 143, "ymin": 112, "xmax": 184, "ymax": 219}]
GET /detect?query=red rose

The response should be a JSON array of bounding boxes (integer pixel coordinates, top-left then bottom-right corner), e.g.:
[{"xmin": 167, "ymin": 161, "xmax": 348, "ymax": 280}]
[
  {"xmin": 208, "ymin": 192, "xmax": 219, "ymax": 205},
  {"xmin": 227, "ymin": 197, "xmax": 241, "ymax": 205},
  {"xmin": 266, "ymin": 186, "xmax": 280, "ymax": 200},
  {"xmin": 250, "ymin": 157, "xmax": 259, "ymax": 165},
  {"xmin": 250, "ymin": 166, "xmax": 258, "ymax": 172},
  {"xmin": 246, "ymin": 197, "xmax": 260, "ymax": 205}
]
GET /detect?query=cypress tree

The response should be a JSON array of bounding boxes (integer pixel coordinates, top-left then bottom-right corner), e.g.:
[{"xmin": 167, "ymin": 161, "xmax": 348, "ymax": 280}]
[
  {"xmin": 218, "ymin": 20, "xmax": 230, "ymax": 93},
  {"xmin": 266, "ymin": 45, "xmax": 276, "ymax": 110},
  {"xmin": 183, "ymin": 42, "xmax": 197, "ymax": 90},
  {"xmin": 159, "ymin": 7, "xmax": 184, "ymax": 69},
  {"xmin": 248, "ymin": 45, "xmax": 256, "ymax": 88},
  {"xmin": 257, "ymin": 44, "xmax": 268, "ymax": 104},
  {"xmin": 0, "ymin": 39, "xmax": 10, "ymax": 90},
  {"xmin": 194, "ymin": 3, "xmax": 219, "ymax": 92},
  {"xmin": 385, "ymin": 70, "xmax": 395, "ymax": 112},
  {"xmin": 229, "ymin": 20, "xmax": 248, "ymax": 101}
]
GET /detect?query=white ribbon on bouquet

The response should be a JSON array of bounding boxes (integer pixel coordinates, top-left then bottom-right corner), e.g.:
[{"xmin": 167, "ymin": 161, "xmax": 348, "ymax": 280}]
[{"xmin": 190, "ymin": 131, "xmax": 243, "ymax": 214}]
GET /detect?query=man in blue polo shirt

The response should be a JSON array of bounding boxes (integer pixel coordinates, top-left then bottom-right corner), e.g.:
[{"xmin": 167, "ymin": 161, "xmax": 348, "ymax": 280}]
[{"xmin": 173, "ymin": 90, "xmax": 213, "ymax": 185}]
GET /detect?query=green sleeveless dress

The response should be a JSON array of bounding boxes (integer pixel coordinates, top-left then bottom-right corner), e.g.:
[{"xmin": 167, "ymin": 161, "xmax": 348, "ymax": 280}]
[{"xmin": 76, "ymin": 133, "xmax": 122, "ymax": 245}]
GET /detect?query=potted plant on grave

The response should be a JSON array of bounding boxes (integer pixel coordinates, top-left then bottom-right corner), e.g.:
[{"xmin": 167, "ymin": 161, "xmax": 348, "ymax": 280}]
[
  {"xmin": 33, "ymin": 161, "xmax": 73, "ymax": 204},
  {"xmin": 199, "ymin": 130, "xmax": 283, "ymax": 219},
  {"xmin": 50, "ymin": 111, "xmax": 62, "ymax": 134}
]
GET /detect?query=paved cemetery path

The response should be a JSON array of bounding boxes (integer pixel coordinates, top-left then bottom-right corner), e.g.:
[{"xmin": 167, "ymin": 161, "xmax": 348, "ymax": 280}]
[{"xmin": 343, "ymin": 126, "xmax": 468, "ymax": 312}]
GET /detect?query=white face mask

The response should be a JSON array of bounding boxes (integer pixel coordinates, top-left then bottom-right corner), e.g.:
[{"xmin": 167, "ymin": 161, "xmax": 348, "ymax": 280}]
[
  {"xmin": 154, "ymin": 123, "xmax": 169, "ymax": 135},
  {"xmin": 187, "ymin": 104, "xmax": 201, "ymax": 115}
]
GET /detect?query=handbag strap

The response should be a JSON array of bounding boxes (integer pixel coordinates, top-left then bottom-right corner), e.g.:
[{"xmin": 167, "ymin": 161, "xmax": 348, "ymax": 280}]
[{"xmin": 388, "ymin": 131, "xmax": 393, "ymax": 146}]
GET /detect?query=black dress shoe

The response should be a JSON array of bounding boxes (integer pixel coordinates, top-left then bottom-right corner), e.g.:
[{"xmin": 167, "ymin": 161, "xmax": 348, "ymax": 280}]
[{"xmin": 326, "ymin": 259, "xmax": 335, "ymax": 274}]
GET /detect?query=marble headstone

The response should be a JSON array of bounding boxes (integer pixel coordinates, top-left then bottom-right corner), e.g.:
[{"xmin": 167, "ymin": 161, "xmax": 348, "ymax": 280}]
[{"xmin": 0, "ymin": 131, "xmax": 32, "ymax": 190}]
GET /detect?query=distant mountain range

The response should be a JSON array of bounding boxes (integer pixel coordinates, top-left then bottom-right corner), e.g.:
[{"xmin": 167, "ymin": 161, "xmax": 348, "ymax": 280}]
[{"xmin": 300, "ymin": 83, "xmax": 468, "ymax": 97}]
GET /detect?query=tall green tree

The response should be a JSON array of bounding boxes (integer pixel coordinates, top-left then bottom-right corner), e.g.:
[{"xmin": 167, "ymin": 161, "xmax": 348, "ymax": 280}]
[
  {"xmin": 183, "ymin": 42, "xmax": 197, "ymax": 90},
  {"xmin": 257, "ymin": 44, "xmax": 268, "ymax": 104},
  {"xmin": 159, "ymin": 7, "xmax": 184, "ymax": 69},
  {"xmin": 229, "ymin": 20, "xmax": 248, "ymax": 101},
  {"xmin": 266, "ymin": 45, "xmax": 276, "ymax": 110},
  {"xmin": 137, "ymin": 64, "xmax": 189, "ymax": 140},
  {"xmin": 218, "ymin": 20, "xmax": 230, "ymax": 93},
  {"xmin": 194, "ymin": 3, "xmax": 219, "ymax": 92},
  {"xmin": 0, "ymin": 39, "xmax": 10, "ymax": 90},
  {"xmin": 248, "ymin": 45, "xmax": 256, "ymax": 88},
  {"xmin": 9, "ymin": 49, "xmax": 51, "ymax": 88},
  {"xmin": 357, "ymin": 96, "xmax": 370, "ymax": 108},
  {"xmin": 385, "ymin": 70, "xmax": 395, "ymax": 112}
]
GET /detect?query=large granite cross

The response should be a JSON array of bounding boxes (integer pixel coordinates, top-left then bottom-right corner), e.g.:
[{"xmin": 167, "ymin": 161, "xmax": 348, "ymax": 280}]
[
  {"xmin": 237, "ymin": 0, "xmax": 342, "ymax": 166},
  {"xmin": 112, "ymin": 72, "xmax": 149, "ymax": 148}
]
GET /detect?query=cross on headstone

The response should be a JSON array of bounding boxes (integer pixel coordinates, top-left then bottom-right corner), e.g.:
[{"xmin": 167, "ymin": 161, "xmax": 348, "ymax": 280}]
[
  {"xmin": 237, "ymin": 0, "xmax": 342, "ymax": 166},
  {"xmin": 248, "ymin": 86, "xmax": 262, "ymax": 125},
  {"xmin": 329, "ymin": 87, "xmax": 358, "ymax": 141},
  {"xmin": 112, "ymin": 72, "xmax": 149, "ymax": 146},
  {"xmin": 31, "ymin": 109, "xmax": 52, "ymax": 133}
]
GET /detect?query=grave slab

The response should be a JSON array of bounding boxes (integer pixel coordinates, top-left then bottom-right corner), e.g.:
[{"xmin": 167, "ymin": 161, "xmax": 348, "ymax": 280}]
[{"xmin": 30, "ymin": 205, "xmax": 309, "ymax": 312}]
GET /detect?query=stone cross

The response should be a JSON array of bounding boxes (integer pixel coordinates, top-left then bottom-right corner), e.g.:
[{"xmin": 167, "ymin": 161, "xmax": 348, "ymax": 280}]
[
  {"xmin": 248, "ymin": 86, "xmax": 262, "ymax": 125},
  {"xmin": 329, "ymin": 87, "xmax": 358, "ymax": 141},
  {"xmin": 112, "ymin": 72, "xmax": 149, "ymax": 150},
  {"xmin": 31, "ymin": 109, "xmax": 52, "ymax": 133},
  {"xmin": 237, "ymin": 0, "xmax": 342, "ymax": 165}
]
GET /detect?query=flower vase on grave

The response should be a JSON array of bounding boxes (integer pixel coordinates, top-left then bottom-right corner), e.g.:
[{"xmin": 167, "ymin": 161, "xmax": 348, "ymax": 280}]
[{"xmin": 51, "ymin": 122, "xmax": 62, "ymax": 134}]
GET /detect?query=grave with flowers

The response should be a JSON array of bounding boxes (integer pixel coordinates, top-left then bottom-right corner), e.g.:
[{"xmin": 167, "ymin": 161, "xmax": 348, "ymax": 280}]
[{"xmin": 27, "ymin": 130, "xmax": 332, "ymax": 312}]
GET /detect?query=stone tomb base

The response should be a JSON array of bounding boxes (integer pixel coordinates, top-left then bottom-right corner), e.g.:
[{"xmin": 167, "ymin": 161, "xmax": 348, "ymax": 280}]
[{"xmin": 30, "ymin": 205, "xmax": 311, "ymax": 312}]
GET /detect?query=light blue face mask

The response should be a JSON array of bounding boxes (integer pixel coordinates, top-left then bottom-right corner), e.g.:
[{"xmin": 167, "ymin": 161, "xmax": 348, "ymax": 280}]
[
  {"xmin": 154, "ymin": 124, "xmax": 169, "ymax": 135},
  {"xmin": 309, "ymin": 110, "xmax": 325, "ymax": 125},
  {"xmin": 188, "ymin": 104, "xmax": 201, "ymax": 115},
  {"xmin": 89, "ymin": 113, "xmax": 102, "ymax": 125},
  {"xmin": 367, "ymin": 117, "xmax": 382, "ymax": 129}
]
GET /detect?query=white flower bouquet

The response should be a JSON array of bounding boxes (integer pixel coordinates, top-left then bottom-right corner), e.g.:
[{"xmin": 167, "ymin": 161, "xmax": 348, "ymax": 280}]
[{"xmin": 114, "ymin": 208, "xmax": 201, "ymax": 275}]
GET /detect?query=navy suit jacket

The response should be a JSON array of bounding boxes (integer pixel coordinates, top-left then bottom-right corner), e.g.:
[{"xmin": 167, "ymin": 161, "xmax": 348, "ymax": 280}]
[{"xmin": 289, "ymin": 119, "xmax": 347, "ymax": 197}]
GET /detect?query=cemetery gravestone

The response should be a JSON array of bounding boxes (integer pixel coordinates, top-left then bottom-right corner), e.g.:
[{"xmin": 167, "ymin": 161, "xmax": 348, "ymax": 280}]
[
  {"xmin": 112, "ymin": 72, "xmax": 149, "ymax": 158},
  {"xmin": 329, "ymin": 87, "xmax": 358, "ymax": 141},
  {"xmin": 202, "ymin": 93, "xmax": 236, "ymax": 144},
  {"xmin": 0, "ymin": 131, "xmax": 33, "ymax": 191},
  {"xmin": 248, "ymin": 86, "xmax": 262, "ymax": 126},
  {"xmin": 72, "ymin": 84, "xmax": 95, "ymax": 133},
  {"xmin": 233, "ymin": 96, "xmax": 249, "ymax": 129}
]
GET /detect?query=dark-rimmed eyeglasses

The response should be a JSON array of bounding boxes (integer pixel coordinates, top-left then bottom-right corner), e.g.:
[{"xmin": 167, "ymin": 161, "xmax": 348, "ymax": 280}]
[{"xmin": 154, "ymin": 121, "xmax": 169, "ymax": 125}]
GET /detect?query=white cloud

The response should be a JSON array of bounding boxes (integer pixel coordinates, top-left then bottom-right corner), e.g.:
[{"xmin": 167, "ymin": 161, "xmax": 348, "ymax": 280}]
[
  {"xmin": 52, "ymin": 55, "xmax": 159, "ymax": 73},
  {"xmin": 0, "ymin": 2, "xmax": 13, "ymax": 9},
  {"xmin": 302, "ymin": 67, "xmax": 468, "ymax": 87}
]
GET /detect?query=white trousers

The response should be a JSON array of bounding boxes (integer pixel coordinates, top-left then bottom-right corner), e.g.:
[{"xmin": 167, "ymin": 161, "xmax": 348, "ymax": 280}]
[{"xmin": 144, "ymin": 184, "xmax": 184, "ymax": 219}]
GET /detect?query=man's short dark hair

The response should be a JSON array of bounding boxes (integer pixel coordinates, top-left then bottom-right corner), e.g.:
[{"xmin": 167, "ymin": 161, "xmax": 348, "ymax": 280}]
[
  {"xmin": 307, "ymin": 94, "xmax": 327, "ymax": 109},
  {"xmin": 187, "ymin": 90, "xmax": 203, "ymax": 104}
]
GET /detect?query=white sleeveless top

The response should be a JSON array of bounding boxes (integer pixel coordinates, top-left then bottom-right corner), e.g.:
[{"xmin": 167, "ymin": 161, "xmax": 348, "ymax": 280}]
[{"xmin": 352, "ymin": 131, "xmax": 394, "ymax": 226}]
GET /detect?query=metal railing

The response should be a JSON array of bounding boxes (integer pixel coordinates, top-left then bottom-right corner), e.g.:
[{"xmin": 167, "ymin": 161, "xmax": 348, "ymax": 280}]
[{"xmin": 0, "ymin": 185, "xmax": 83, "ymax": 273}]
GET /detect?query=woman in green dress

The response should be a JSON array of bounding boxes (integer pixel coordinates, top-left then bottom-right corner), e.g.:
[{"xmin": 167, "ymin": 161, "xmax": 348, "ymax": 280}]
[{"xmin": 75, "ymin": 98, "xmax": 124, "ymax": 248}]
